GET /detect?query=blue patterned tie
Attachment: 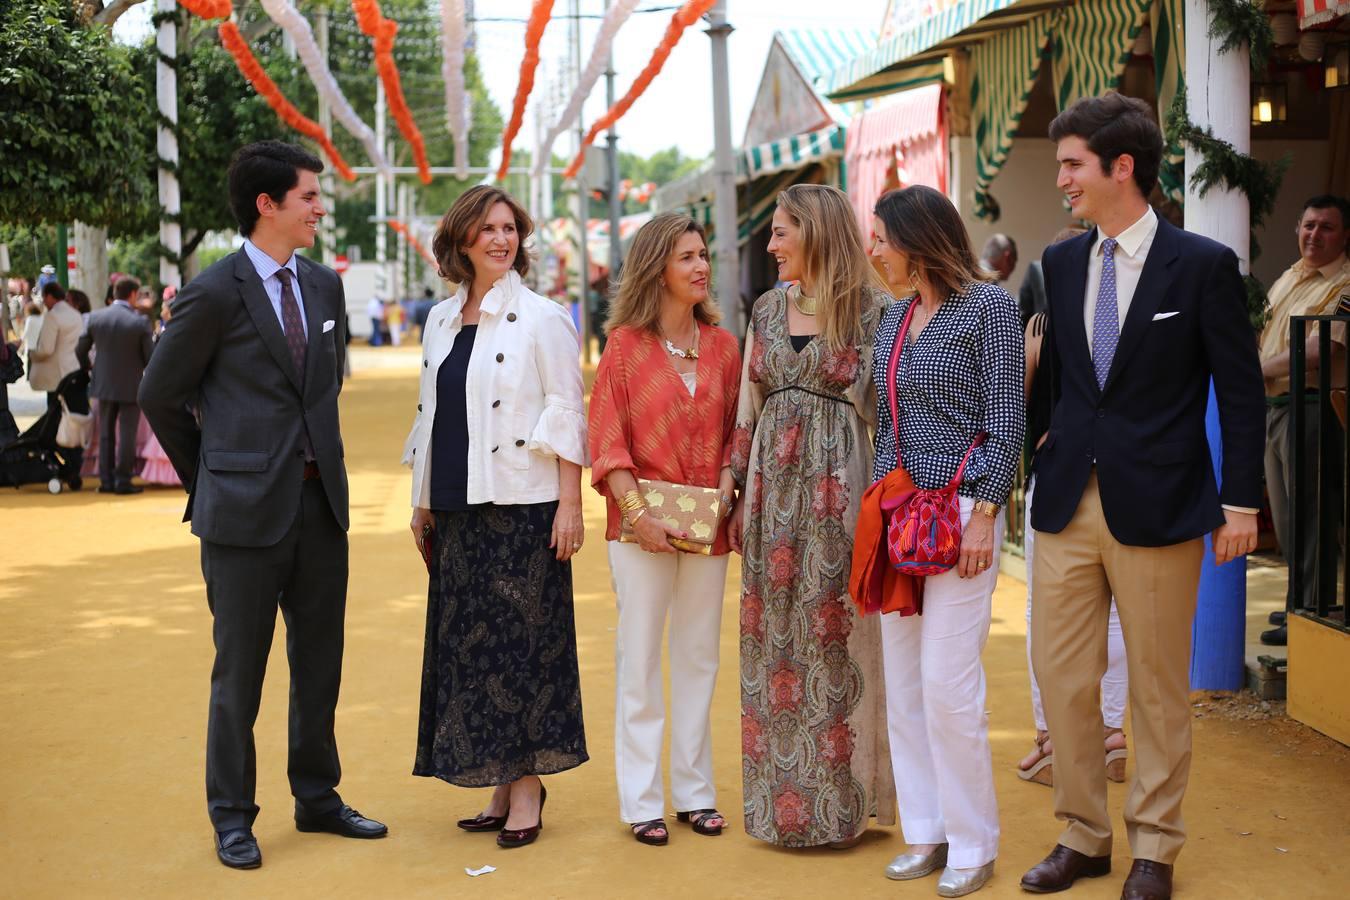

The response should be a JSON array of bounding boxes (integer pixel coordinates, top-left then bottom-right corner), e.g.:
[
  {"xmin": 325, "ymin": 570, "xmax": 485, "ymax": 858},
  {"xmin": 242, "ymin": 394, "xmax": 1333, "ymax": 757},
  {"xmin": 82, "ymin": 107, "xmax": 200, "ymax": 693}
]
[{"xmin": 1091, "ymin": 238, "xmax": 1119, "ymax": 389}]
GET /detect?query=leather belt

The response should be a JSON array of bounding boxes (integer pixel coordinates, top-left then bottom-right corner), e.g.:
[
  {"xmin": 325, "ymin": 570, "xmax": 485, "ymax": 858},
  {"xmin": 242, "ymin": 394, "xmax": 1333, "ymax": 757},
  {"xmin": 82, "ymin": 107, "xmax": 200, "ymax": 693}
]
[{"xmin": 302, "ymin": 460, "xmax": 321, "ymax": 481}]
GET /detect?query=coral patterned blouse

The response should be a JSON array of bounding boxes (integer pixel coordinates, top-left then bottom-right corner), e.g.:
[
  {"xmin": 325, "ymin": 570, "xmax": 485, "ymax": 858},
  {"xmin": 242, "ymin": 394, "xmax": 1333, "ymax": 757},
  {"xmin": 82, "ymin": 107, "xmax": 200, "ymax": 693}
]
[{"xmin": 588, "ymin": 322, "xmax": 742, "ymax": 554}]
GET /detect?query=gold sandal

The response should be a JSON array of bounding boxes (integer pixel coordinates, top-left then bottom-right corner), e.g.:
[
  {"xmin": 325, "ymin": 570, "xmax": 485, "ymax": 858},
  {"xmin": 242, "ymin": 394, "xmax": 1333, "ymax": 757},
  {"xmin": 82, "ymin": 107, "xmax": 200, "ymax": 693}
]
[{"xmin": 1017, "ymin": 733, "xmax": 1054, "ymax": 786}]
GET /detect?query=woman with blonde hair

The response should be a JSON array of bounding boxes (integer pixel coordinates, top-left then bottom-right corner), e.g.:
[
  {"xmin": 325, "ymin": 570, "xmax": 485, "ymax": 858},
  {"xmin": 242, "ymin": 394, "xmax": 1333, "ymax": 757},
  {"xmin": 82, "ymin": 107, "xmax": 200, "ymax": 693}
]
[
  {"xmin": 588, "ymin": 212, "xmax": 742, "ymax": 846},
  {"xmin": 868, "ymin": 185, "xmax": 1023, "ymax": 896},
  {"xmin": 404, "ymin": 185, "xmax": 589, "ymax": 849},
  {"xmin": 728, "ymin": 183, "xmax": 895, "ymax": 848}
]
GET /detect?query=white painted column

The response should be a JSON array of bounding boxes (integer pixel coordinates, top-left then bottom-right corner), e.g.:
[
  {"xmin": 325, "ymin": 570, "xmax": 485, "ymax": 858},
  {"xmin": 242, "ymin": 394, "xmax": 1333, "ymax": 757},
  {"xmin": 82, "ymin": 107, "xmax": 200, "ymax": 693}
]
[
  {"xmin": 156, "ymin": 0, "xmax": 181, "ymax": 288},
  {"xmin": 72, "ymin": 222, "xmax": 107, "ymax": 304},
  {"xmin": 375, "ymin": 80, "xmax": 388, "ymax": 299},
  {"xmin": 706, "ymin": 0, "xmax": 741, "ymax": 336},
  {"xmin": 1183, "ymin": 0, "xmax": 1250, "ymax": 263}
]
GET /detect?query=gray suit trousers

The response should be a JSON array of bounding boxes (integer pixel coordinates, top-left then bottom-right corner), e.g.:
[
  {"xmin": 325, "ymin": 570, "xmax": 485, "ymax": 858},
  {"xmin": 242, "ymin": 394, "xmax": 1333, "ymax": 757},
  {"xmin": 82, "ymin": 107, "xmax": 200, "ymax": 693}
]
[
  {"xmin": 200, "ymin": 478, "xmax": 348, "ymax": 831},
  {"xmin": 98, "ymin": 400, "xmax": 140, "ymax": 488}
]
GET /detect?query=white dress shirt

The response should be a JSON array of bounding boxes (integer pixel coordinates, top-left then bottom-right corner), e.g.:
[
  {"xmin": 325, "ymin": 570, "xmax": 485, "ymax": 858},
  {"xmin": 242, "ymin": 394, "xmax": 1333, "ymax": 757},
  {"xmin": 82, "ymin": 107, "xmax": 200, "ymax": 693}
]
[
  {"xmin": 242, "ymin": 239, "xmax": 308, "ymax": 339},
  {"xmin": 1083, "ymin": 205, "xmax": 1157, "ymax": 358},
  {"xmin": 402, "ymin": 270, "xmax": 588, "ymax": 508}
]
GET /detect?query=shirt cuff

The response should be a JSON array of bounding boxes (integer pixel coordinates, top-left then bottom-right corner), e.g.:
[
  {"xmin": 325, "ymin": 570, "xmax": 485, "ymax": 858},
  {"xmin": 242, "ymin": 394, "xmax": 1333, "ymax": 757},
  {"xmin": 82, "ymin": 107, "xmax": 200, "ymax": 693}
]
[
  {"xmin": 1221, "ymin": 504, "xmax": 1260, "ymax": 515},
  {"xmin": 528, "ymin": 404, "xmax": 589, "ymax": 467}
]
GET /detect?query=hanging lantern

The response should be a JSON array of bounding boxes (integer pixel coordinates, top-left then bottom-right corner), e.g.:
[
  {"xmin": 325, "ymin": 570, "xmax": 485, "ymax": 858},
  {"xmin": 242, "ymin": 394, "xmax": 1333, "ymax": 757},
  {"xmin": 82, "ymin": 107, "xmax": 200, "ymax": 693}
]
[
  {"xmin": 1299, "ymin": 31, "xmax": 1326, "ymax": 62},
  {"xmin": 1270, "ymin": 14, "xmax": 1298, "ymax": 47},
  {"xmin": 1327, "ymin": 43, "xmax": 1350, "ymax": 89},
  {"xmin": 1250, "ymin": 82, "xmax": 1287, "ymax": 125}
]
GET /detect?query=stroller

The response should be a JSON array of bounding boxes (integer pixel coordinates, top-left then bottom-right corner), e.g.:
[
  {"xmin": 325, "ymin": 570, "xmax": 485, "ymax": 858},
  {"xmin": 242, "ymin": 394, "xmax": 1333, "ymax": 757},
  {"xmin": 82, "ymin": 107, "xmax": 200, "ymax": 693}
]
[{"xmin": 0, "ymin": 369, "xmax": 89, "ymax": 493}]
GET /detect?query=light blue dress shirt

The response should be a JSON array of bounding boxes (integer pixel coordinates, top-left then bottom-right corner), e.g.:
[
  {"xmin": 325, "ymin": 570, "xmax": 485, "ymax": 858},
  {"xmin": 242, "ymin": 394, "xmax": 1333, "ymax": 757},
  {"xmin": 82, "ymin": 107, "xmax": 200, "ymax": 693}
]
[{"xmin": 242, "ymin": 239, "xmax": 309, "ymax": 340}]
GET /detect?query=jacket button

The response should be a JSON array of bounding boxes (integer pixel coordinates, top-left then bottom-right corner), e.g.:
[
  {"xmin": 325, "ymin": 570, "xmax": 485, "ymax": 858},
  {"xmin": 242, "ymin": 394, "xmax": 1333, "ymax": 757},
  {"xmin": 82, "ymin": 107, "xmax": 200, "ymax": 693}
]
[
  {"xmin": 515, "ymin": 439, "xmax": 525, "ymax": 447},
  {"xmin": 492, "ymin": 445, "xmax": 499, "ymax": 453},
  {"xmin": 496, "ymin": 353, "xmax": 504, "ymax": 363},
  {"xmin": 412, "ymin": 448, "xmax": 416, "ymax": 455},
  {"xmin": 423, "ymin": 360, "xmax": 428, "ymax": 367},
  {"xmin": 506, "ymin": 312, "xmax": 517, "ymax": 322},
  {"xmin": 492, "ymin": 400, "xmax": 500, "ymax": 408},
  {"xmin": 417, "ymin": 403, "xmax": 422, "ymax": 412}
]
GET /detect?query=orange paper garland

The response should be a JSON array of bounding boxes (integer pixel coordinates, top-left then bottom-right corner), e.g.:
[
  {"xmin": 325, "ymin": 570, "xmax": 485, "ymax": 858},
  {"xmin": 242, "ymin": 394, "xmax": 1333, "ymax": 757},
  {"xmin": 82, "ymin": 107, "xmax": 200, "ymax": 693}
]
[
  {"xmin": 177, "ymin": 0, "xmax": 231, "ymax": 18},
  {"xmin": 563, "ymin": 0, "xmax": 716, "ymax": 179},
  {"xmin": 218, "ymin": 22, "xmax": 356, "ymax": 181},
  {"xmin": 388, "ymin": 220, "xmax": 437, "ymax": 267},
  {"xmin": 351, "ymin": 0, "xmax": 432, "ymax": 185},
  {"xmin": 497, "ymin": 0, "xmax": 555, "ymax": 182}
]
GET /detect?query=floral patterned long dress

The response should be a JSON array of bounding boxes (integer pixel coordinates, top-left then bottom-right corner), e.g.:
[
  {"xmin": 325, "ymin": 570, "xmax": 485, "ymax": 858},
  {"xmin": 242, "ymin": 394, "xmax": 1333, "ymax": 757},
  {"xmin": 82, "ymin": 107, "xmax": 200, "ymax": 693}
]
[{"xmin": 731, "ymin": 286, "xmax": 896, "ymax": 847}]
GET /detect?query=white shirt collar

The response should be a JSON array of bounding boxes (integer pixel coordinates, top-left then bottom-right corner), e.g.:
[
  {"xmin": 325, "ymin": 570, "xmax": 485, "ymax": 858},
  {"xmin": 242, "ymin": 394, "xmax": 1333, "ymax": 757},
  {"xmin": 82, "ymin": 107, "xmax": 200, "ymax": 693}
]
[
  {"xmin": 242, "ymin": 238, "xmax": 299, "ymax": 283},
  {"xmin": 450, "ymin": 270, "xmax": 519, "ymax": 319},
  {"xmin": 1093, "ymin": 206, "xmax": 1158, "ymax": 260}
]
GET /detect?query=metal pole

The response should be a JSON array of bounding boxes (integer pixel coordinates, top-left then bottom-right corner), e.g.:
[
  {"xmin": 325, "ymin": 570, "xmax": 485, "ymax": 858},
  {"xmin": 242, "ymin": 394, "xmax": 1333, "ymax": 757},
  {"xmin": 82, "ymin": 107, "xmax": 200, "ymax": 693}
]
[
  {"xmin": 571, "ymin": 0, "xmax": 591, "ymax": 361},
  {"xmin": 706, "ymin": 1, "xmax": 740, "ymax": 336},
  {"xmin": 316, "ymin": 6, "xmax": 337, "ymax": 267},
  {"xmin": 604, "ymin": 0, "xmax": 622, "ymax": 336},
  {"xmin": 396, "ymin": 182, "xmax": 408, "ymax": 304},
  {"xmin": 375, "ymin": 80, "xmax": 388, "ymax": 299}
]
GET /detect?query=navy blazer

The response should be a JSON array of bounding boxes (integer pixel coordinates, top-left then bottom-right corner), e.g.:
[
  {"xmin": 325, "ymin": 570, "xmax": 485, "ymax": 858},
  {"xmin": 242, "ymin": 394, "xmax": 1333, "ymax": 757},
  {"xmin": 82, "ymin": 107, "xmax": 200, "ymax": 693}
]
[{"xmin": 1030, "ymin": 217, "xmax": 1265, "ymax": 547}]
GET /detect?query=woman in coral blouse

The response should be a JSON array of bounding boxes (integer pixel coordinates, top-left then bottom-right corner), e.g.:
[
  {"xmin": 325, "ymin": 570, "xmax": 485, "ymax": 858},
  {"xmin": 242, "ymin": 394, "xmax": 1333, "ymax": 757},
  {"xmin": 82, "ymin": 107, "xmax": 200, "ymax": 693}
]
[{"xmin": 588, "ymin": 213, "xmax": 741, "ymax": 847}]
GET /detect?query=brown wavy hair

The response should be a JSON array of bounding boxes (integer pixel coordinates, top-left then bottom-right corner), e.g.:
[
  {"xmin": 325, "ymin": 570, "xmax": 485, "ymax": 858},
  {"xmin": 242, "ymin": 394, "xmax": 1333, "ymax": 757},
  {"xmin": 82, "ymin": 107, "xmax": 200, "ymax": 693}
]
[
  {"xmin": 873, "ymin": 185, "xmax": 988, "ymax": 301},
  {"xmin": 431, "ymin": 185, "xmax": 533, "ymax": 284},
  {"xmin": 605, "ymin": 213, "xmax": 721, "ymax": 334},
  {"xmin": 776, "ymin": 183, "xmax": 885, "ymax": 349}
]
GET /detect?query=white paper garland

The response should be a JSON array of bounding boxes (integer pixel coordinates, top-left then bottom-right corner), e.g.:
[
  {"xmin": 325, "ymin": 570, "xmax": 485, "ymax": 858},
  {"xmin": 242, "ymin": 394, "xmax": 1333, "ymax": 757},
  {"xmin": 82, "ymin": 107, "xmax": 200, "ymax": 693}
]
[
  {"xmin": 257, "ymin": 0, "xmax": 391, "ymax": 175},
  {"xmin": 533, "ymin": 0, "xmax": 640, "ymax": 176},
  {"xmin": 440, "ymin": 0, "xmax": 472, "ymax": 177}
]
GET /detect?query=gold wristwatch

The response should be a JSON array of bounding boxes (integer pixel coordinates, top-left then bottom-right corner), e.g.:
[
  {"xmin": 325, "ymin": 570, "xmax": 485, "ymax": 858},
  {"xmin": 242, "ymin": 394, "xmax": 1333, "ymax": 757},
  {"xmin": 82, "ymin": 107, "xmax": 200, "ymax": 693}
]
[{"xmin": 973, "ymin": 500, "xmax": 1001, "ymax": 519}]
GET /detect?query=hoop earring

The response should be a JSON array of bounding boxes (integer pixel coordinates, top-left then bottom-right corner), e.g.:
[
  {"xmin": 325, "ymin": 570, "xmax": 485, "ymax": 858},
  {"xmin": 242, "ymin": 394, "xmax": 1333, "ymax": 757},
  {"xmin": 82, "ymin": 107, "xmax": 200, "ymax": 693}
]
[{"xmin": 909, "ymin": 271, "xmax": 920, "ymax": 293}]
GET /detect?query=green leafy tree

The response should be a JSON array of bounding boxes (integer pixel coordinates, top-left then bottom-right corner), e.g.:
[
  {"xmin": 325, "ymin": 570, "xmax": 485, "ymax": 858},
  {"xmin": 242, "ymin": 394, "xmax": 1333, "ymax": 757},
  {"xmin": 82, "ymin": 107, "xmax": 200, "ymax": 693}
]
[{"xmin": 0, "ymin": 0, "xmax": 157, "ymax": 227}]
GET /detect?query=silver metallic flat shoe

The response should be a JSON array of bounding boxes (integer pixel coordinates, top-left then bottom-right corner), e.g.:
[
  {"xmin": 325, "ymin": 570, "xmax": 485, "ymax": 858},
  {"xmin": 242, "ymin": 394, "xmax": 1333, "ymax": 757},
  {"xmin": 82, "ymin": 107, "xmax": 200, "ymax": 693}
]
[
  {"xmin": 885, "ymin": 843, "xmax": 948, "ymax": 880},
  {"xmin": 936, "ymin": 861, "xmax": 995, "ymax": 897}
]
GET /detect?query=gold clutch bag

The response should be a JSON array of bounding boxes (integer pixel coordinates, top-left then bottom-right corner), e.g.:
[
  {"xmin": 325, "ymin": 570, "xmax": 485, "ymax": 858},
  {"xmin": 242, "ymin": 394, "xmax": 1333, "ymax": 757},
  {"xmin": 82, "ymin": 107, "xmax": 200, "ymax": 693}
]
[{"xmin": 618, "ymin": 479, "xmax": 724, "ymax": 555}]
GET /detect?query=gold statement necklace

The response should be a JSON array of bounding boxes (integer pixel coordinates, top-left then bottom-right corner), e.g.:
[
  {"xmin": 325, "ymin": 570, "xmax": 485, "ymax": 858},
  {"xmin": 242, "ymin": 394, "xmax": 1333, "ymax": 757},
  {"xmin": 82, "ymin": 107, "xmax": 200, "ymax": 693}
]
[
  {"xmin": 663, "ymin": 324, "xmax": 700, "ymax": 360},
  {"xmin": 792, "ymin": 284, "xmax": 818, "ymax": 316}
]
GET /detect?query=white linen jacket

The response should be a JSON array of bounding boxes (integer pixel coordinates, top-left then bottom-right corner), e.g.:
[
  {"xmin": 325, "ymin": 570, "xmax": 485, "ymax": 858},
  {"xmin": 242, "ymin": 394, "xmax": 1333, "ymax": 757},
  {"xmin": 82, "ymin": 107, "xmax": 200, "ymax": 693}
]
[{"xmin": 402, "ymin": 270, "xmax": 588, "ymax": 508}]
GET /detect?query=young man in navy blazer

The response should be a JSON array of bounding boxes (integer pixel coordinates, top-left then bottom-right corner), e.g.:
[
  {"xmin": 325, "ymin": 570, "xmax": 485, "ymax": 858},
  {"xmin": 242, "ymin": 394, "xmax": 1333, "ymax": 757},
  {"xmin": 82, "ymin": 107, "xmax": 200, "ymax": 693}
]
[{"xmin": 1019, "ymin": 94, "xmax": 1264, "ymax": 900}]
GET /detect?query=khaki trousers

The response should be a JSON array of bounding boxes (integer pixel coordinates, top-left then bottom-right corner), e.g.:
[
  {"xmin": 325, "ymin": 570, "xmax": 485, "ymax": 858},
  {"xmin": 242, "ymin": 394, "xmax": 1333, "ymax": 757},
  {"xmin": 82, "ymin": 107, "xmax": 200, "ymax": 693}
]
[{"xmin": 1032, "ymin": 472, "xmax": 1203, "ymax": 864}]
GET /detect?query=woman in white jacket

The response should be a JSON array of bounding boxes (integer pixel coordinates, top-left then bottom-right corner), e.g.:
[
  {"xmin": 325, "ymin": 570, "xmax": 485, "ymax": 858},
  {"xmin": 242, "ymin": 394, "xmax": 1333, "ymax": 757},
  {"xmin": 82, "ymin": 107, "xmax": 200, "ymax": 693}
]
[{"xmin": 403, "ymin": 186, "xmax": 589, "ymax": 850}]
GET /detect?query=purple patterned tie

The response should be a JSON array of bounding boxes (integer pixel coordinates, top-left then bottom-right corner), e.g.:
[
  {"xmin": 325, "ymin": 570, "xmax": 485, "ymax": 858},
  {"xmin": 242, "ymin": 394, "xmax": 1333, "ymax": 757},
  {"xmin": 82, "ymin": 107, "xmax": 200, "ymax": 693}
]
[
  {"xmin": 274, "ymin": 267, "xmax": 307, "ymax": 382},
  {"xmin": 1091, "ymin": 237, "xmax": 1119, "ymax": 389}
]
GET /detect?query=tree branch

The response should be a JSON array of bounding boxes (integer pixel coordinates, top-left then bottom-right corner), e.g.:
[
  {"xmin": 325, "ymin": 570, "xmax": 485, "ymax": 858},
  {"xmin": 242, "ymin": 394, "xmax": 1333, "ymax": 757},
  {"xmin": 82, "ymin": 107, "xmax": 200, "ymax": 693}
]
[{"xmin": 92, "ymin": 0, "xmax": 148, "ymax": 28}]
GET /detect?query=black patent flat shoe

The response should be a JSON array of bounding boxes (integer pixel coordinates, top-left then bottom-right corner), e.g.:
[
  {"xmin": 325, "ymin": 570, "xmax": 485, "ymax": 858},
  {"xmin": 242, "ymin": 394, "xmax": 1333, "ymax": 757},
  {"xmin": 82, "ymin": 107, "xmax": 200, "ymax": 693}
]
[{"xmin": 458, "ymin": 811, "xmax": 509, "ymax": 832}]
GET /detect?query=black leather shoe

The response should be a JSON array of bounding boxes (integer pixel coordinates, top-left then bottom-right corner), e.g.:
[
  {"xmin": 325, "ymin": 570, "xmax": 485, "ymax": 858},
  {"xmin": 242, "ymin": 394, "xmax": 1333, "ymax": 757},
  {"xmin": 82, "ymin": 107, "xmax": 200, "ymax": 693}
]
[
  {"xmin": 114, "ymin": 484, "xmax": 143, "ymax": 495},
  {"xmin": 1020, "ymin": 844, "xmax": 1111, "ymax": 893},
  {"xmin": 215, "ymin": 829, "xmax": 261, "ymax": 869},
  {"xmin": 1267, "ymin": 610, "xmax": 1286, "ymax": 626},
  {"xmin": 1121, "ymin": 859, "xmax": 1173, "ymax": 899},
  {"xmin": 295, "ymin": 803, "xmax": 388, "ymax": 838},
  {"xmin": 1260, "ymin": 624, "xmax": 1287, "ymax": 646}
]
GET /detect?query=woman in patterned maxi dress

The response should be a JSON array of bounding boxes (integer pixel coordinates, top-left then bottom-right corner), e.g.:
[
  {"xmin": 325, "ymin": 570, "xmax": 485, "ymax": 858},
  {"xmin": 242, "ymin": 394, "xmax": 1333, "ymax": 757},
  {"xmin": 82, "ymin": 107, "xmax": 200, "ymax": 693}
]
[{"xmin": 730, "ymin": 184, "xmax": 896, "ymax": 848}]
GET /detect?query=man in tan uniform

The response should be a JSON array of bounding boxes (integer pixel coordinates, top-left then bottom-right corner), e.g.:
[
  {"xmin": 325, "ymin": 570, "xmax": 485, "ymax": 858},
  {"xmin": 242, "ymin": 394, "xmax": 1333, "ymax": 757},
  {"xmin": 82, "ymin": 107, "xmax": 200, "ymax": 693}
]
[{"xmin": 1258, "ymin": 195, "xmax": 1349, "ymax": 645}]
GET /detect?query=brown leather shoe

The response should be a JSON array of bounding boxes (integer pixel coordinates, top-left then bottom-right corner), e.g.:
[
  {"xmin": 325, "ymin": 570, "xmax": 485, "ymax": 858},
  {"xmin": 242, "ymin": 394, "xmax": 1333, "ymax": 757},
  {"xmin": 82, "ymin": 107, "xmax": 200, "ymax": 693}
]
[
  {"xmin": 1020, "ymin": 844, "xmax": 1112, "ymax": 893},
  {"xmin": 1121, "ymin": 859, "xmax": 1173, "ymax": 900}
]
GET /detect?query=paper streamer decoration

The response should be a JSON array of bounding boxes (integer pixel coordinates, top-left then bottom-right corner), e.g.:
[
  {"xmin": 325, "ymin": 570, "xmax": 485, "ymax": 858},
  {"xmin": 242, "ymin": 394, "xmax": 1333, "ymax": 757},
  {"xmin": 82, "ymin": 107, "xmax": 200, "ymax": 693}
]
[
  {"xmin": 352, "ymin": 0, "xmax": 432, "ymax": 184},
  {"xmin": 439, "ymin": 0, "xmax": 471, "ymax": 177},
  {"xmin": 388, "ymin": 220, "xmax": 437, "ymax": 267},
  {"xmin": 258, "ymin": 0, "xmax": 390, "ymax": 174},
  {"xmin": 533, "ymin": 0, "xmax": 639, "ymax": 177},
  {"xmin": 218, "ymin": 22, "xmax": 356, "ymax": 181},
  {"xmin": 498, "ymin": 0, "xmax": 555, "ymax": 181},
  {"xmin": 563, "ymin": 0, "xmax": 717, "ymax": 179},
  {"xmin": 177, "ymin": 0, "xmax": 230, "ymax": 17}
]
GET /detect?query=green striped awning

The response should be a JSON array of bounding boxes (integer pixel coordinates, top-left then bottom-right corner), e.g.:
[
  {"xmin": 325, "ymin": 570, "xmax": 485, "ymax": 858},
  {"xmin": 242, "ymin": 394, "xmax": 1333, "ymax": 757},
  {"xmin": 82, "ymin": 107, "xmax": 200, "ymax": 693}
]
[
  {"xmin": 745, "ymin": 125, "xmax": 846, "ymax": 179},
  {"xmin": 1051, "ymin": 0, "xmax": 1150, "ymax": 110},
  {"xmin": 777, "ymin": 29, "xmax": 878, "ymax": 85},
  {"xmin": 971, "ymin": 10, "xmax": 1057, "ymax": 220}
]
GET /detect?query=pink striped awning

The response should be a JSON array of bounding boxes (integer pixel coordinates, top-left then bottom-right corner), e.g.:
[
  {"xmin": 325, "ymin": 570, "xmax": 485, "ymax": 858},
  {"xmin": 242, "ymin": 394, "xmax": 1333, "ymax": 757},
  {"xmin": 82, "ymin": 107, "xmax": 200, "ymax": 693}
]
[
  {"xmin": 1299, "ymin": 0, "xmax": 1350, "ymax": 27},
  {"xmin": 844, "ymin": 83, "xmax": 947, "ymax": 236}
]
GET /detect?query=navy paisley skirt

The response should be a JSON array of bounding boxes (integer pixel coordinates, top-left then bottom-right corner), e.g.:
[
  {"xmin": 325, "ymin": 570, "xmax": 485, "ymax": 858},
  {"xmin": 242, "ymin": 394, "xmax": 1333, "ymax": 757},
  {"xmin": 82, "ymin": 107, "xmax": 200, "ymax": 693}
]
[{"xmin": 413, "ymin": 501, "xmax": 588, "ymax": 786}]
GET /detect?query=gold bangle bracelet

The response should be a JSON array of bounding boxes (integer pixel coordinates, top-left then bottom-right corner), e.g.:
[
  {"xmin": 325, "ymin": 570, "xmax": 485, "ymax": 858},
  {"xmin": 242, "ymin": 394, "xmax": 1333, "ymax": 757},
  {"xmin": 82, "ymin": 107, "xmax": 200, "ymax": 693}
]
[
  {"xmin": 973, "ymin": 500, "xmax": 1000, "ymax": 519},
  {"xmin": 626, "ymin": 506, "xmax": 648, "ymax": 526}
]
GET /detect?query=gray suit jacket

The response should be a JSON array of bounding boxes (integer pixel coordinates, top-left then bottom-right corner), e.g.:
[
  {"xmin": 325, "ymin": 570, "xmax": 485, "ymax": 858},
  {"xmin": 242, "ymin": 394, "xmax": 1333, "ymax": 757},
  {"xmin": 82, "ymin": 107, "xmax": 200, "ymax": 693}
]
[
  {"xmin": 139, "ymin": 251, "xmax": 350, "ymax": 547},
  {"xmin": 77, "ymin": 303, "xmax": 154, "ymax": 402}
]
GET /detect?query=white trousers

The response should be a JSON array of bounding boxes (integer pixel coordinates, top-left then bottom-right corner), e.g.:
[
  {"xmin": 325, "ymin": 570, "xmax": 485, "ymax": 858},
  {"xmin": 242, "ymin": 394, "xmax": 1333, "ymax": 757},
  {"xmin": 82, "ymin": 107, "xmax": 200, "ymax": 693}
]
[
  {"xmin": 881, "ymin": 497, "xmax": 1001, "ymax": 869},
  {"xmin": 607, "ymin": 541, "xmax": 728, "ymax": 824},
  {"xmin": 1024, "ymin": 476, "xmax": 1128, "ymax": 731}
]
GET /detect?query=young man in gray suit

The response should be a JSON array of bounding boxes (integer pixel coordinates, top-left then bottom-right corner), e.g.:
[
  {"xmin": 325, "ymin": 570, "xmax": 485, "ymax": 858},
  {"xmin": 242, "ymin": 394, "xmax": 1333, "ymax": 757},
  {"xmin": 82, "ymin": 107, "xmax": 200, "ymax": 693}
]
[
  {"xmin": 77, "ymin": 276, "xmax": 154, "ymax": 494},
  {"xmin": 139, "ymin": 141, "xmax": 386, "ymax": 870}
]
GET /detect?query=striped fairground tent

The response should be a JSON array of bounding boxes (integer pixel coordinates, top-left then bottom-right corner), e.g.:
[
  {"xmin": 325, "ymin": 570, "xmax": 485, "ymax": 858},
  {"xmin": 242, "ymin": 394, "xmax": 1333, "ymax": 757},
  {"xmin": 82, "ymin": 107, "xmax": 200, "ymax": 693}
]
[
  {"xmin": 1299, "ymin": 0, "xmax": 1350, "ymax": 26},
  {"xmin": 845, "ymin": 84, "xmax": 947, "ymax": 234},
  {"xmin": 744, "ymin": 125, "xmax": 846, "ymax": 180}
]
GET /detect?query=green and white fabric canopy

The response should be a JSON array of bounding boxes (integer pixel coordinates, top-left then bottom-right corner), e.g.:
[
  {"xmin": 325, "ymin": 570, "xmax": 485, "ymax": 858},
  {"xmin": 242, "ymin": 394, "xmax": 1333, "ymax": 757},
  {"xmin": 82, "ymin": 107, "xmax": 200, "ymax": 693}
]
[{"xmin": 744, "ymin": 125, "xmax": 846, "ymax": 180}]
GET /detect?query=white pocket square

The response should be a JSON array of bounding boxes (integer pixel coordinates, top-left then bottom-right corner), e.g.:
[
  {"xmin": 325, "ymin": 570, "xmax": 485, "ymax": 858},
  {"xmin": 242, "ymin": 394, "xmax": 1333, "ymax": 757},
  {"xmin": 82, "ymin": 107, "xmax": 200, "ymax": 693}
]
[
  {"xmin": 1152, "ymin": 311, "xmax": 1180, "ymax": 321},
  {"xmin": 322, "ymin": 319, "xmax": 336, "ymax": 333}
]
